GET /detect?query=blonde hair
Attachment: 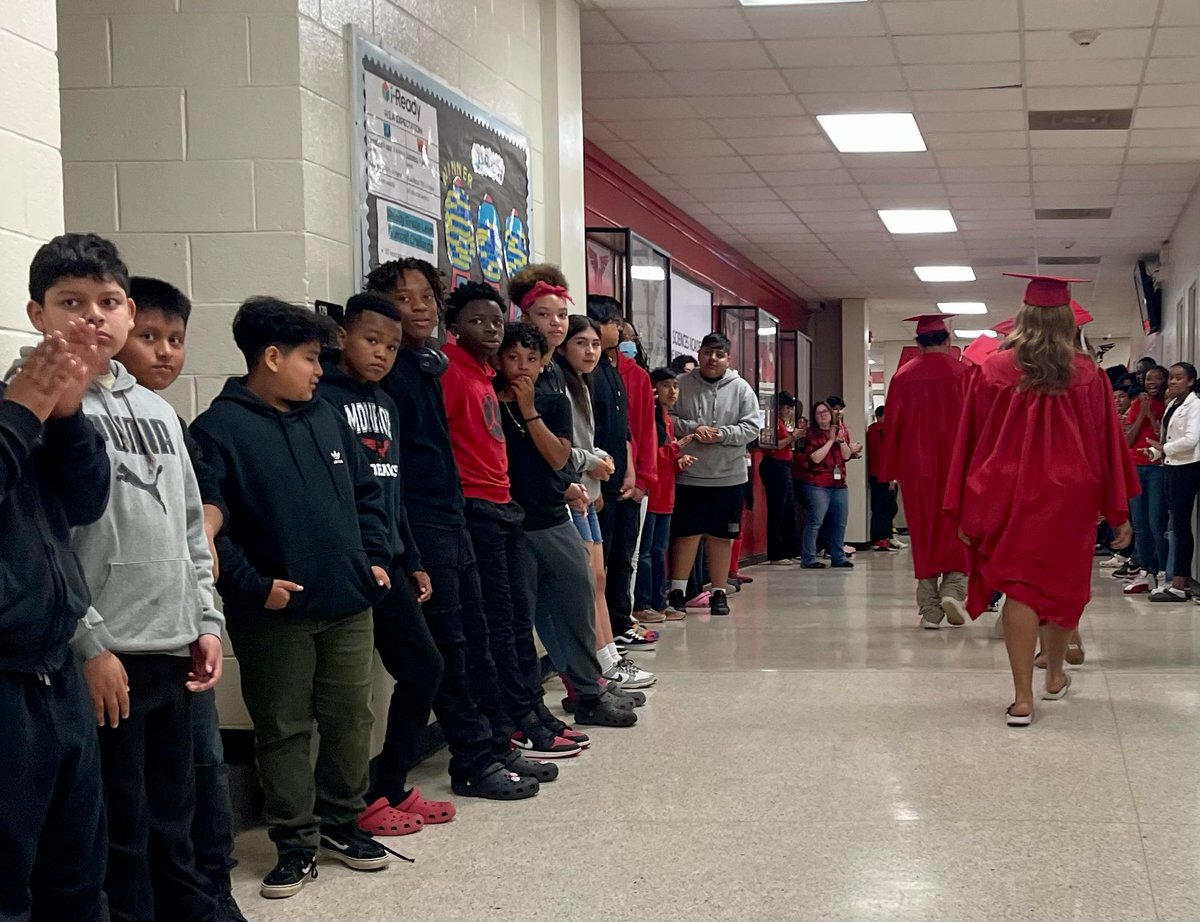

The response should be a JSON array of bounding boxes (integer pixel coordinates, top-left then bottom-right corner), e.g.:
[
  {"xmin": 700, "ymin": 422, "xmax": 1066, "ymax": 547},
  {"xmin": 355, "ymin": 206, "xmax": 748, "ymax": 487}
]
[{"xmin": 1005, "ymin": 302, "xmax": 1083, "ymax": 394}]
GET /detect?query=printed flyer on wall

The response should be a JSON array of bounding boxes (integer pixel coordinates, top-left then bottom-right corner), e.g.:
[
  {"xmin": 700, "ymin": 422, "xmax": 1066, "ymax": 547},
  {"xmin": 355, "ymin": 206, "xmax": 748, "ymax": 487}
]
[
  {"xmin": 364, "ymin": 73, "xmax": 441, "ymax": 220},
  {"xmin": 376, "ymin": 199, "xmax": 439, "ymax": 263}
]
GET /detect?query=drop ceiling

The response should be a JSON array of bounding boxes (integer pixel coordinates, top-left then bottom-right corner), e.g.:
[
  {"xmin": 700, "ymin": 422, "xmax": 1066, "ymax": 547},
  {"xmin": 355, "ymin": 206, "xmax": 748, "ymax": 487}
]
[{"xmin": 579, "ymin": 0, "xmax": 1200, "ymax": 340}]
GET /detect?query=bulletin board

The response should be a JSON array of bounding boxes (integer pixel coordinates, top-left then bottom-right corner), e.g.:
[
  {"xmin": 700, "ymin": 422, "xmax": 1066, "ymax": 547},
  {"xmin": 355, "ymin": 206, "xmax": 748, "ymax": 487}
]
[{"xmin": 351, "ymin": 31, "xmax": 533, "ymax": 305}]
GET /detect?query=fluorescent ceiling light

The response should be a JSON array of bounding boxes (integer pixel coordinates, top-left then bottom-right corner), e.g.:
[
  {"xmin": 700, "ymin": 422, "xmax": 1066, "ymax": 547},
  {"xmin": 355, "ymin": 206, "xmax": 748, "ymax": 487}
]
[
  {"xmin": 878, "ymin": 209, "xmax": 956, "ymax": 235},
  {"xmin": 631, "ymin": 265, "xmax": 666, "ymax": 281},
  {"xmin": 937, "ymin": 301, "xmax": 987, "ymax": 315},
  {"xmin": 914, "ymin": 265, "xmax": 976, "ymax": 282},
  {"xmin": 956, "ymin": 330, "xmax": 998, "ymax": 340},
  {"xmin": 739, "ymin": 0, "xmax": 867, "ymax": 5},
  {"xmin": 757, "ymin": 327, "xmax": 777, "ymax": 335},
  {"xmin": 868, "ymin": 359, "xmax": 877, "ymax": 365},
  {"xmin": 816, "ymin": 113, "xmax": 926, "ymax": 153}
]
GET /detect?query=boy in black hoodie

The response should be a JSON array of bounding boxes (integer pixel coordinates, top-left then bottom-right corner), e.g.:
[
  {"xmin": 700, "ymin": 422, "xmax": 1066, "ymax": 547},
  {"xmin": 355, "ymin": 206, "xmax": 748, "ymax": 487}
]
[
  {"xmin": 190, "ymin": 298, "xmax": 394, "ymax": 900},
  {"xmin": 0, "ymin": 322, "xmax": 110, "ymax": 922},
  {"xmin": 315, "ymin": 292, "xmax": 456, "ymax": 833}
]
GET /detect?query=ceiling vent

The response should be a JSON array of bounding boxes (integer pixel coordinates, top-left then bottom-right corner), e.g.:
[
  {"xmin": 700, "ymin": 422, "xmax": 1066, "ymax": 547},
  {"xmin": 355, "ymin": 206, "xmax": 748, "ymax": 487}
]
[
  {"xmin": 1035, "ymin": 207, "xmax": 1113, "ymax": 220},
  {"xmin": 1028, "ymin": 109, "xmax": 1133, "ymax": 131},
  {"xmin": 1040, "ymin": 255, "xmax": 1102, "ymax": 266}
]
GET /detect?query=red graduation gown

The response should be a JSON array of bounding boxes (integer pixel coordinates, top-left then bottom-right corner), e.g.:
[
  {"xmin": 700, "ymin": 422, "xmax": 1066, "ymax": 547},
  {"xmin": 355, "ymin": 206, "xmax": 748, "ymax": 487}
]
[
  {"xmin": 943, "ymin": 351, "xmax": 1138, "ymax": 629},
  {"xmin": 880, "ymin": 350, "xmax": 970, "ymax": 580}
]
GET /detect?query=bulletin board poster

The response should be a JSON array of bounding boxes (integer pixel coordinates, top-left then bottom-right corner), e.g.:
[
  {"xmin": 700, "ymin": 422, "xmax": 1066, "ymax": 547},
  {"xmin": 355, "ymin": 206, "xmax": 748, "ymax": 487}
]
[{"xmin": 352, "ymin": 33, "xmax": 533, "ymax": 305}]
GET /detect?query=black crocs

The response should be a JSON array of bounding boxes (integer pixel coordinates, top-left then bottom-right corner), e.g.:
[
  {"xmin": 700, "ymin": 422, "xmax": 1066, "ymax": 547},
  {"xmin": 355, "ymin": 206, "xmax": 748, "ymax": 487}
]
[
  {"xmin": 505, "ymin": 750, "xmax": 559, "ymax": 783},
  {"xmin": 451, "ymin": 762, "xmax": 540, "ymax": 800},
  {"xmin": 573, "ymin": 694, "xmax": 638, "ymax": 728}
]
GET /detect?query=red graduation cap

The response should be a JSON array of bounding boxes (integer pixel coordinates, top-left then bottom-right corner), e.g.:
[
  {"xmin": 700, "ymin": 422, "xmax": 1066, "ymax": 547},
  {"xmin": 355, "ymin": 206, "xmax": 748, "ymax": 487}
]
[
  {"xmin": 1070, "ymin": 299, "xmax": 1094, "ymax": 327},
  {"xmin": 903, "ymin": 314, "xmax": 950, "ymax": 336},
  {"xmin": 962, "ymin": 335, "xmax": 999, "ymax": 366},
  {"xmin": 1003, "ymin": 272, "xmax": 1089, "ymax": 308},
  {"xmin": 992, "ymin": 318, "xmax": 1016, "ymax": 336}
]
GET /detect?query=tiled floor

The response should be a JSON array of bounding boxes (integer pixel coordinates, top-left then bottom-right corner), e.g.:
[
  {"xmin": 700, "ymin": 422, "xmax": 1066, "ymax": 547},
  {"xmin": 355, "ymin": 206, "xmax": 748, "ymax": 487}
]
[{"xmin": 229, "ymin": 550, "xmax": 1200, "ymax": 921}]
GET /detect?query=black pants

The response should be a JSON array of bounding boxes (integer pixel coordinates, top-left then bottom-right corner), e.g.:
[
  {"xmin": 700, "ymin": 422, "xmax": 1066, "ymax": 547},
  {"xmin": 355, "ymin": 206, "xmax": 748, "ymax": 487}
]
[
  {"xmin": 190, "ymin": 690, "xmax": 235, "ymax": 897},
  {"xmin": 0, "ymin": 660, "xmax": 107, "ymax": 922},
  {"xmin": 760, "ymin": 456, "xmax": 799, "ymax": 560},
  {"xmin": 869, "ymin": 476, "xmax": 898, "ymax": 543},
  {"xmin": 598, "ymin": 494, "xmax": 641, "ymax": 634},
  {"xmin": 464, "ymin": 499, "xmax": 543, "ymax": 724},
  {"xmin": 371, "ymin": 568, "xmax": 445, "ymax": 803},
  {"xmin": 1167, "ymin": 462, "xmax": 1200, "ymax": 582},
  {"xmin": 98, "ymin": 655, "xmax": 215, "ymax": 922},
  {"xmin": 414, "ymin": 523, "xmax": 509, "ymax": 782}
]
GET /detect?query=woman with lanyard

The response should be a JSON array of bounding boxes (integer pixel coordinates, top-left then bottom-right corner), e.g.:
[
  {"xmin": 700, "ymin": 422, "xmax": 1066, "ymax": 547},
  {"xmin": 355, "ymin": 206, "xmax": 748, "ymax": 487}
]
[
  {"xmin": 760, "ymin": 392, "xmax": 805, "ymax": 564},
  {"xmin": 798, "ymin": 400, "xmax": 858, "ymax": 569},
  {"xmin": 1146, "ymin": 362, "xmax": 1200, "ymax": 603}
]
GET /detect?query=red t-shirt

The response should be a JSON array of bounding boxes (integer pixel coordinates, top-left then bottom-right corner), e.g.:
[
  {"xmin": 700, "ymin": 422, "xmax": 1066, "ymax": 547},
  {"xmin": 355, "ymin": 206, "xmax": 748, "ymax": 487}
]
[
  {"xmin": 617, "ymin": 354, "xmax": 658, "ymax": 492},
  {"xmin": 801, "ymin": 426, "xmax": 848, "ymax": 488},
  {"xmin": 764, "ymin": 418, "xmax": 795, "ymax": 461},
  {"xmin": 866, "ymin": 421, "xmax": 886, "ymax": 480},
  {"xmin": 440, "ymin": 342, "xmax": 510, "ymax": 504},
  {"xmin": 648, "ymin": 408, "xmax": 681, "ymax": 515},
  {"xmin": 1124, "ymin": 396, "xmax": 1165, "ymax": 466}
]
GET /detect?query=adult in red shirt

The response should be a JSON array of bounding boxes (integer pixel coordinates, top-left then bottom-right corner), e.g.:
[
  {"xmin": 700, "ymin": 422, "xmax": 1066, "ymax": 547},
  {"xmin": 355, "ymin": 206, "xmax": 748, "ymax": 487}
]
[
  {"xmin": 865, "ymin": 405, "xmax": 897, "ymax": 552},
  {"xmin": 1122, "ymin": 364, "xmax": 1170, "ymax": 594},
  {"xmin": 798, "ymin": 401, "xmax": 854, "ymax": 569},
  {"xmin": 881, "ymin": 315, "xmax": 971, "ymax": 629},
  {"xmin": 442, "ymin": 282, "xmax": 578, "ymax": 759},
  {"xmin": 760, "ymin": 392, "xmax": 804, "ymax": 562},
  {"xmin": 944, "ymin": 274, "xmax": 1137, "ymax": 726}
]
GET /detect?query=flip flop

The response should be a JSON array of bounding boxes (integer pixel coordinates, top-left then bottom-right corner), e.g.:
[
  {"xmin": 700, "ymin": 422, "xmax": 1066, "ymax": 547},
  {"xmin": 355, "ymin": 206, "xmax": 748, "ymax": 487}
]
[
  {"xmin": 1006, "ymin": 704, "xmax": 1034, "ymax": 727},
  {"xmin": 1042, "ymin": 673, "xmax": 1072, "ymax": 701},
  {"xmin": 357, "ymin": 797, "xmax": 424, "ymax": 836}
]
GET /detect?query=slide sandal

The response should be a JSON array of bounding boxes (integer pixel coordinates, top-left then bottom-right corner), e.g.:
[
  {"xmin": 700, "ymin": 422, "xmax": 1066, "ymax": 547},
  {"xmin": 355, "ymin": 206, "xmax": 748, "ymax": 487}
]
[
  {"xmin": 1042, "ymin": 673, "xmax": 1072, "ymax": 701},
  {"xmin": 357, "ymin": 797, "xmax": 424, "ymax": 836},
  {"xmin": 1005, "ymin": 704, "xmax": 1033, "ymax": 727}
]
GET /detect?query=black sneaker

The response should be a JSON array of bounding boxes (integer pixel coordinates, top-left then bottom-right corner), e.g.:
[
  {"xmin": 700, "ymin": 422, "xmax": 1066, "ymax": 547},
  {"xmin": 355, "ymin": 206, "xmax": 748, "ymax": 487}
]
[
  {"xmin": 511, "ymin": 721, "xmax": 582, "ymax": 759},
  {"xmin": 667, "ymin": 588, "xmax": 687, "ymax": 612},
  {"xmin": 318, "ymin": 824, "xmax": 389, "ymax": 871},
  {"xmin": 535, "ymin": 702, "xmax": 591, "ymax": 747},
  {"xmin": 504, "ymin": 749, "xmax": 560, "ymax": 782},
  {"xmin": 260, "ymin": 851, "xmax": 317, "ymax": 899},
  {"xmin": 832, "ymin": 560, "xmax": 855, "ymax": 569},
  {"xmin": 616, "ymin": 628, "xmax": 658, "ymax": 652},
  {"xmin": 710, "ymin": 589, "xmax": 730, "ymax": 616},
  {"xmin": 1112, "ymin": 561, "xmax": 1137, "ymax": 580},
  {"xmin": 216, "ymin": 891, "xmax": 248, "ymax": 922}
]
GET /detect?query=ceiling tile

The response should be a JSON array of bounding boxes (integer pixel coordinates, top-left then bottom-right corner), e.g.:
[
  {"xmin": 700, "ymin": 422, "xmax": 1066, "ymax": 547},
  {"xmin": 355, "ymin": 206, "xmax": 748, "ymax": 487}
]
[
  {"xmin": 1144, "ymin": 57, "xmax": 1200, "ymax": 84},
  {"xmin": 902, "ymin": 62, "xmax": 1017, "ymax": 90},
  {"xmin": 790, "ymin": 198, "xmax": 872, "ymax": 214},
  {"xmin": 1133, "ymin": 107, "xmax": 1200, "ymax": 128},
  {"xmin": 1130, "ymin": 127, "xmax": 1200, "ymax": 147},
  {"xmin": 1122, "ymin": 162, "xmax": 1200, "ymax": 180},
  {"xmin": 1033, "ymin": 181, "xmax": 1119, "ymax": 198},
  {"xmin": 579, "ymin": 10, "xmax": 624, "ymax": 44},
  {"xmin": 799, "ymin": 92, "xmax": 915, "ymax": 115},
  {"xmin": 636, "ymin": 41, "xmax": 773, "ymax": 71},
  {"xmin": 650, "ymin": 155, "xmax": 752, "ymax": 176},
  {"xmin": 764, "ymin": 168, "xmax": 855, "ymax": 187},
  {"xmin": 782, "ymin": 66, "xmax": 906, "ymax": 94},
  {"xmin": 594, "ymin": 139, "xmax": 639, "ymax": 159},
  {"xmin": 589, "ymin": 0, "xmax": 729, "ymax": 7},
  {"xmin": 1139, "ymin": 84, "xmax": 1200, "ymax": 106},
  {"xmin": 1153, "ymin": 27, "xmax": 1200, "ymax": 55},
  {"xmin": 744, "ymin": 3, "xmax": 886, "ymax": 39},
  {"xmin": 838, "ymin": 152, "xmax": 935, "ymax": 167},
  {"xmin": 884, "ymin": 0, "xmax": 1018, "ymax": 35},
  {"xmin": 1159, "ymin": 0, "xmax": 1200, "ymax": 26},
  {"xmin": 945, "ymin": 181, "xmax": 1031, "ymax": 196},
  {"xmin": 1120, "ymin": 178, "xmax": 1200, "ymax": 194},
  {"xmin": 708, "ymin": 116, "xmax": 818, "ymax": 138},
  {"xmin": 605, "ymin": 9, "xmax": 753, "ymax": 43},
  {"xmin": 664, "ymin": 70, "xmax": 791, "ymax": 97},
  {"xmin": 1024, "ymin": 85, "xmax": 1140, "ymax": 110},
  {"xmin": 1032, "ymin": 164, "xmax": 1122, "ymax": 181},
  {"xmin": 676, "ymin": 173, "xmax": 768, "ymax": 190},
  {"xmin": 941, "ymin": 165, "xmax": 1030, "ymax": 183},
  {"xmin": 1024, "ymin": 28, "xmax": 1153, "ymax": 60},
  {"xmin": 950, "ymin": 195, "xmax": 1034, "ymax": 209},
  {"xmin": 727, "ymin": 135, "xmax": 836, "ymax": 156},
  {"xmin": 695, "ymin": 186, "xmax": 786, "ymax": 204},
  {"xmin": 1022, "ymin": 0, "xmax": 1160, "ymax": 30},
  {"xmin": 747, "ymin": 152, "xmax": 846, "ymax": 172},
  {"xmin": 912, "ymin": 88, "xmax": 1024, "ymax": 110},
  {"xmin": 849, "ymin": 167, "xmax": 942, "ymax": 184},
  {"xmin": 777, "ymin": 184, "xmax": 864, "ymax": 201},
  {"xmin": 607, "ymin": 119, "xmax": 716, "ymax": 141},
  {"xmin": 582, "ymin": 71, "xmax": 676, "ymax": 99},
  {"xmin": 630, "ymin": 138, "xmax": 736, "ymax": 159},
  {"xmin": 583, "ymin": 96, "xmax": 697, "ymax": 121},
  {"xmin": 925, "ymin": 130, "xmax": 1028, "ymax": 150},
  {"xmin": 765, "ymin": 37, "xmax": 897, "ymax": 68},
  {"xmin": 1029, "ymin": 130, "xmax": 1129, "ymax": 148},
  {"xmin": 581, "ymin": 43, "xmax": 651, "ymax": 73},
  {"xmin": 895, "ymin": 33, "xmax": 1020, "ymax": 65},
  {"xmin": 934, "ymin": 149, "xmax": 1030, "ymax": 166},
  {"xmin": 1031, "ymin": 147, "xmax": 1126, "ymax": 165},
  {"xmin": 917, "ymin": 110, "xmax": 1027, "ymax": 132},
  {"xmin": 702, "ymin": 95, "xmax": 808, "ymax": 118},
  {"xmin": 1025, "ymin": 59, "xmax": 1145, "ymax": 86},
  {"xmin": 716, "ymin": 199, "xmax": 794, "ymax": 215}
]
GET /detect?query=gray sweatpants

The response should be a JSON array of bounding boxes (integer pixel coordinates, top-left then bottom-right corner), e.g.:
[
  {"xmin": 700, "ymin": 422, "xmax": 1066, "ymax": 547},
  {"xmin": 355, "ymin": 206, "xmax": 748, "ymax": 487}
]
[
  {"xmin": 520, "ymin": 519, "xmax": 603, "ymax": 698},
  {"xmin": 917, "ymin": 572, "xmax": 967, "ymax": 623}
]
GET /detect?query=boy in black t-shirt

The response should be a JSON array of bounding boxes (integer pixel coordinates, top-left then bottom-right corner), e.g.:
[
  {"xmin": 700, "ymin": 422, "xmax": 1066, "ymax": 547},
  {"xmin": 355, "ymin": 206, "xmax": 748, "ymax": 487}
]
[{"xmin": 496, "ymin": 324, "xmax": 637, "ymax": 728}]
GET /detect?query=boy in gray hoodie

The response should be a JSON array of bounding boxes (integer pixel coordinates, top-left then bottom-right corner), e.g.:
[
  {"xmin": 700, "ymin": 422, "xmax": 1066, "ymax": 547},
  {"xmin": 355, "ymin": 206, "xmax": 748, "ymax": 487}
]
[
  {"xmin": 667, "ymin": 332, "xmax": 761, "ymax": 617},
  {"xmin": 21, "ymin": 234, "xmax": 223, "ymax": 922}
]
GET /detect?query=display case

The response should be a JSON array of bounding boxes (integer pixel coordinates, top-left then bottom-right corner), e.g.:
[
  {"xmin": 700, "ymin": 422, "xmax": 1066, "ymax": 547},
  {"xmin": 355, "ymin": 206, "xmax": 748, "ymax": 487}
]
[
  {"xmin": 585, "ymin": 227, "xmax": 672, "ymax": 370},
  {"xmin": 718, "ymin": 305, "xmax": 780, "ymax": 449}
]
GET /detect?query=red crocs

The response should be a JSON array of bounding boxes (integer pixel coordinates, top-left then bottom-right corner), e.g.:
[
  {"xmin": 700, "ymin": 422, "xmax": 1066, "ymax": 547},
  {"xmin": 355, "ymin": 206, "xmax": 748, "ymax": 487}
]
[
  {"xmin": 397, "ymin": 787, "xmax": 457, "ymax": 824},
  {"xmin": 357, "ymin": 797, "xmax": 424, "ymax": 836}
]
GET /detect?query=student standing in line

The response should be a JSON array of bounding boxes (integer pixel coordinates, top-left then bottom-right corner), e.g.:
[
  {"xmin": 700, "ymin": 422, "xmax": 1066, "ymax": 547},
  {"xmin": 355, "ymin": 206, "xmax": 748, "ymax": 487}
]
[
  {"xmin": 20, "ymin": 235, "xmax": 223, "ymax": 921},
  {"xmin": 367, "ymin": 258, "xmax": 547, "ymax": 798},
  {"xmin": 1122, "ymin": 365, "xmax": 1170, "ymax": 595},
  {"xmin": 114, "ymin": 276, "xmax": 245, "ymax": 921},
  {"xmin": 798, "ymin": 401, "xmax": 855, "ymax": 571},
  {"xmin": 945, "ymin": 274, "xmax": 1137, "ymax": 726},
  {"xmin": 1, "ymin": 317, "xmax": 110, "ymax": 922},
  {"xmin": 314, "ymin": 292, "xmax": 455, "ymax": 836},
  {"xmin": 866, "ymin": 406, "xmax": 898, "ymax": 553},
  {"xmin": 880, "ymin": 315, "xmax": 971, "ymax": 630},
  {"xmin": 1146, "ymin": 362, "xmax": 1200, "ymax": 604},
  {"xmin": 760, "ymin": 391, "xmax": 803, "ymax": 564}
]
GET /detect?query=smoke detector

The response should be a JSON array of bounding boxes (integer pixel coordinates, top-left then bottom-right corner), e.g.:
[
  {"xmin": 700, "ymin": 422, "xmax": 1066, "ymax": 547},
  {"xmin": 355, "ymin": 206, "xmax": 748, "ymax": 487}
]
[{"xmin": 1070, "ymin": 30, "xmax": 1101, "ymax": 46}]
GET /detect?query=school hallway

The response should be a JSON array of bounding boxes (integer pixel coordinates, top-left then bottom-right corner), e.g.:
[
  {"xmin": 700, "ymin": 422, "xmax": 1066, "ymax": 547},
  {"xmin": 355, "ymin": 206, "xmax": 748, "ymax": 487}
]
[{"xmin": 228, "ymin": 551, "xmax": 1200, "ymax": 922}]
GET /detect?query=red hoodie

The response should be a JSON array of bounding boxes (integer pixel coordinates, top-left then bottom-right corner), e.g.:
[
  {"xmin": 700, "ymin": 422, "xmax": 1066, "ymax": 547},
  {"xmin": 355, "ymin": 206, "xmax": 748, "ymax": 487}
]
[
  {"xmin": 440, "ymin": 342, "xmax": 511, "ymax": 505},
  {"xmin": 648, "ymin": 407, "xmax": 681, "ymax": 514},
  {"xmin": 617, "ymin": 354, "xmax": 658, "ymax": 493}
]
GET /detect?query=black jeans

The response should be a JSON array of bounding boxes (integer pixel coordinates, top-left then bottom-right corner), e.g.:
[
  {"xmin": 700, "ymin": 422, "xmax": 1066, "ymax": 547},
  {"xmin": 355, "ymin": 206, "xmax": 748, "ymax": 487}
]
[
  {"xmin": 371, "ymin": 568, "xmax": 444, "ymax": 803},
  {"xmin": 869, "ymin": 476, "xmax": 898, "ymax": 544},
  {"xmin": 414, "ymin": 523, "xmax": 509, "ymax": 781},
  {"xmin": 1167, "ymin": 461, "xmax": 1200, "ymax": 582},
  {"xmin": 598, "ymin": 494, "xmax": 641, "ymax": 635},
  {"xmin": 464, "ymin": 499, "xmax": 543, "ymax": 723},
  {"xmin": 760, "ymin": 456, "xmax": 799, "ymax": 560},
  {"xmin": 98, "ymin": 654, "xmax": 215, "ymax": 922},
  {"xmin": 0, "ymin": 661, "xmax": 107, "ymax": 922},
  {"xmin": 190, "ymin": 690, "xmax": 235, "ymax": 897}
]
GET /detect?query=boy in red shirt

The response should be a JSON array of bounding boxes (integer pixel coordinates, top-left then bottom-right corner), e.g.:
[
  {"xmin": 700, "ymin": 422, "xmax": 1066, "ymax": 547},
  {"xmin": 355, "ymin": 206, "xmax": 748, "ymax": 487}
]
[{"xmin": 442, "ymin": 282, "xmax": 581, "ymax": 760}]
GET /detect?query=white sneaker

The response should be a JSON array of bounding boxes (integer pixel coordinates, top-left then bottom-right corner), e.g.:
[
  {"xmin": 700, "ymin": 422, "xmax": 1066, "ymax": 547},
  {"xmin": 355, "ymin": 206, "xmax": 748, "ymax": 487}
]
[
  {"xmin": 604, "ymin": 657, "xmax": 656, "ymax": 689},
  {"xmin": 1123, "ymin": 571, "xmax": 1155, "ymax": 595},
  {"xmin": 1099, "ymin": 555, "xmax": 1125, "ymax": 568},
  {"xmin": 889, "ymin": 538, "xmax": 908, "ymax": 549},
  {"xmin": 940, "ymin": 596, "xmax": 968, "ymax": 626},
  {"xmin": 1157, "ymin": 571, "xmax": 1167, "ymax": 586}
]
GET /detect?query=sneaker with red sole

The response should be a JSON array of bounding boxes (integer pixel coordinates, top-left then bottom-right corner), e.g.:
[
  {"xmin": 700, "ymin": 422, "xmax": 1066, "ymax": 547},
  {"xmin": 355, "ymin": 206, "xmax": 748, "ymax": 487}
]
[
  {"xmin": 1123, "ymin": 571, "xmax": 1155, "ymax": 594},
  {"xmin": 357, "ymin": 797, "xmax": 424, "ymax": 837},
  {"xmin": 535, "ymin": 703, "xmax": 591, "ymax": 748},
  {"xmin": 510, "ymin": 726, "xmax": 582, "ymax": 759}
]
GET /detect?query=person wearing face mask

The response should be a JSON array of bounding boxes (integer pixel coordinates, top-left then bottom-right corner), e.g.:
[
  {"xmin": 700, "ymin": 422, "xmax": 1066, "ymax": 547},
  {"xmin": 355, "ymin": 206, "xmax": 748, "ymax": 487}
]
[{"xmin": 1146, "ymin": 362, "xmax": 1200, "ymax": 603}]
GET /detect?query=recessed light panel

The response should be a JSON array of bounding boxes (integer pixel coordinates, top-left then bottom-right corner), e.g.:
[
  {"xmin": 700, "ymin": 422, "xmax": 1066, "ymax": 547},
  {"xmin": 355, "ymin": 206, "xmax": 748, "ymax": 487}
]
[
  {"xmin": 816, "ymin": 113, "xmax": 926, "ymax": 153},
  {"xmin": 937, "ymin": 301, "xmax": 987, "ymax": 315},
  {"xmin": 878, "ymin": 209, "xmax": 957, "ymax": 234},
  {"xmin": 914, "ymin": 266, "xmax": 976, "ymax": 282}
]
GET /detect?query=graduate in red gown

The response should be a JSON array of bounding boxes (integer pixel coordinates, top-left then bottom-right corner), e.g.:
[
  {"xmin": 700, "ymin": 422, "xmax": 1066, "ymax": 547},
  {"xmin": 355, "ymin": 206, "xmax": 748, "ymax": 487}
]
[
  {"xmin": 880, "ymin": 315, "xmax": 971, "ymax": 628},
  {"xmin": 944, "ymin": 274, "xmax": 1137, "ymax": 726}
]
